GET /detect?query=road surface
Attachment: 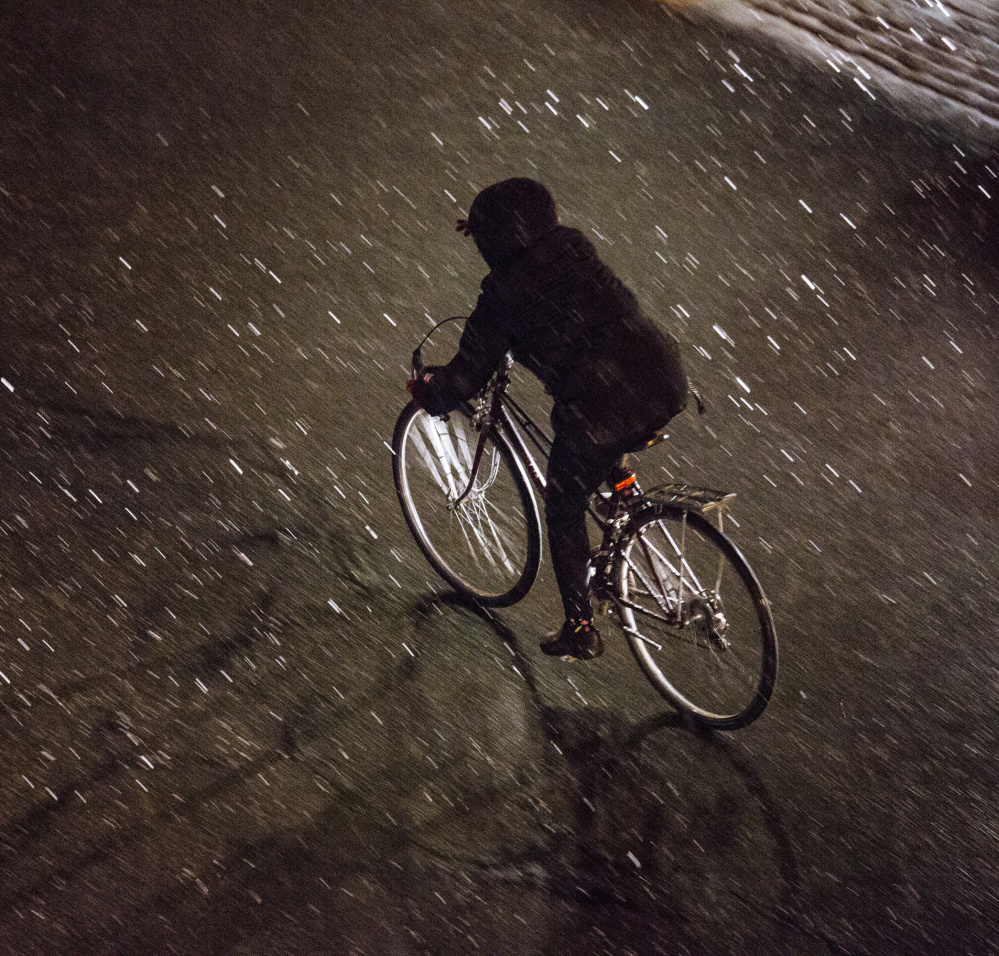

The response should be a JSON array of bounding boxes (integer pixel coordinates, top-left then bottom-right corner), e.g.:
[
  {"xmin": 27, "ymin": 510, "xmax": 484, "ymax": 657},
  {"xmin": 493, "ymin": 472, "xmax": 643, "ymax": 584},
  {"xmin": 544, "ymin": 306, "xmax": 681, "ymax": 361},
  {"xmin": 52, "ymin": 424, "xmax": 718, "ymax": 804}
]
[{"xmin": 1, "ymin": 1, "xmax": 998, "ymax": 952}]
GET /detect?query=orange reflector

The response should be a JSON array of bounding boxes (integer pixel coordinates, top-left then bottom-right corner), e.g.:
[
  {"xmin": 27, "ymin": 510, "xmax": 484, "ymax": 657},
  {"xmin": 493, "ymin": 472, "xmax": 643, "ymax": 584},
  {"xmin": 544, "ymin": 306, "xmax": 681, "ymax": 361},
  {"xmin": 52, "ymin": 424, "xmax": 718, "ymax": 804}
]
[{"xmin": 614, "ymin": 473, "xmax": 637, "ymax": 491}]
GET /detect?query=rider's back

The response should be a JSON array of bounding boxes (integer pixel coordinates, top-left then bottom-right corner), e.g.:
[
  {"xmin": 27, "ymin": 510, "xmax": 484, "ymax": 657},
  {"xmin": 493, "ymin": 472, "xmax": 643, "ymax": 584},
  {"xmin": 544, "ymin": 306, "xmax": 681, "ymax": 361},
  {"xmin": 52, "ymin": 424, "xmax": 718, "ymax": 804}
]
[
  {"xmin": 487, "ymin": 224, "xmax": 688, "ymax": 446},
  {"xmin": 419, "ymin": 178, "xmax": 688, "ymax": 449}
]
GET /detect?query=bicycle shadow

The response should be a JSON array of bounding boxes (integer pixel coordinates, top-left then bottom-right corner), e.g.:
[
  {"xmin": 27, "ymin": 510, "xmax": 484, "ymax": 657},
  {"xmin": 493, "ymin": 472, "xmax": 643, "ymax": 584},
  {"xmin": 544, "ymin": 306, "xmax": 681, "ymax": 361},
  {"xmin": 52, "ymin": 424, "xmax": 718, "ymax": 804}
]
[
  {"xmin": 435, "ymin": 593, "xmax": 802, "ymax": 926},
  {"xmin": 58, "ymin": 585, "xmax": 806, "ymax": 956}
]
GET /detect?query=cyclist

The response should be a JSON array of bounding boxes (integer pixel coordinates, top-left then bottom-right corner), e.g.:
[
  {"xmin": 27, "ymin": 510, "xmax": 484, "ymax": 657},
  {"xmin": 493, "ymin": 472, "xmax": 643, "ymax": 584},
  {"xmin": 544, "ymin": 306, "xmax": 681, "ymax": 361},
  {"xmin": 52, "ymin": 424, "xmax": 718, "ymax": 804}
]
[{"xmin": 408, "ymin": 178, "xmax": 688, "ymax": 661}]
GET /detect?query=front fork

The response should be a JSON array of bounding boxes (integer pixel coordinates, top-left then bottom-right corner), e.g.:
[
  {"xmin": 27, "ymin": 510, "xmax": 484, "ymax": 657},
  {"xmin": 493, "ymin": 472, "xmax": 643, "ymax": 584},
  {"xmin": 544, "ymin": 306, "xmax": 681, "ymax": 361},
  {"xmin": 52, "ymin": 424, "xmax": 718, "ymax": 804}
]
[{"xmin": 450, "ymin": 357, "xmax": 514, "ymax": 509}]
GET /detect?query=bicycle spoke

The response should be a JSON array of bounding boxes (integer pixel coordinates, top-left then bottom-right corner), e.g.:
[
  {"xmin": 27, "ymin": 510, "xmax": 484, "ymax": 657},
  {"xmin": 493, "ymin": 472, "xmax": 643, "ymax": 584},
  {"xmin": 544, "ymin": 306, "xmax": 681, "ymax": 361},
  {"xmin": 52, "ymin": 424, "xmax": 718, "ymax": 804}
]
[
  {"xmin": 620, "ymin": 623, "xmax": 662, "ymax": 652},
  {"xmin": 469, "ymin": 498, "xmax": 517, "ymax": 574},
  {"xmin": 713, "ymin": 551, "xmax": 726, "ymax": 595},
  {"xmin": 647, "ymin": 519, "xmax": 707, "ymax": 596},
  {"xmin": 436, "ymin": 420, "xmax": 470, "ymax": 483},
  {"xmin": 616, "ymin": 596, "xmax": 671, "ymax": 630},
  {"xmin": 395, "ymin": 405, "xmax": 541, "ymax": 605},
  {"xmin": 440, "ymin": 470, "xmax": 522, "ymax": 575},
  {"xmin": 637, "ymin": 529, "xmax": 681, "ymax": 610},
  {"xmin": 616, "ymin": 508, "xmax": 776, "ymax": 728},
  {"xmin": 625, "ymin": 550, "xmax": 677, "ymax": 617},
  {"xmin": 410, "ymin": 426, "xmax": 449, "ymax": 495},
  {"xmin": 462, "ymin": 501, "xmax": 503, "ymax": 566},
  {"xmin": 422, "ymin": 416, "xmax": 468, "ymax": 492},
  {"xmin": 419, "ymin": 417, "xmax": 460, "ymax": 498},
  {"xmin": 453, "ymin": 417, "xmax": 474, "ymax": 470},
  {"xmin": 477, "ymin": 447, "xmax": 501, "ymax": 494}
]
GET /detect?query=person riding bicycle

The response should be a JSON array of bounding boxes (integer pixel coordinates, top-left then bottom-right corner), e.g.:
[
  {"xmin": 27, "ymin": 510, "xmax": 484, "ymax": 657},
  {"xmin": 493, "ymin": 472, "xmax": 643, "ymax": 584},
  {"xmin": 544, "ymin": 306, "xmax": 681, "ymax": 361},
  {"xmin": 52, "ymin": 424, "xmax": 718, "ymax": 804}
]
[{"xmin": 408, "ymin": 178, "xmax": 689, "ymax": 661}]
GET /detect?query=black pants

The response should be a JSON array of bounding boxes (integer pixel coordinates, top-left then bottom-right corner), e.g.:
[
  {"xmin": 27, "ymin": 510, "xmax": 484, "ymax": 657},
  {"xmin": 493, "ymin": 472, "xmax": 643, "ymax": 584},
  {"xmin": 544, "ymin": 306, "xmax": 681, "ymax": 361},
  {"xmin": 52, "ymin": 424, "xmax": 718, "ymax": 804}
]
[{"xmin": 545, "ymin": 430, "xmax": 646, "ymax": 622}]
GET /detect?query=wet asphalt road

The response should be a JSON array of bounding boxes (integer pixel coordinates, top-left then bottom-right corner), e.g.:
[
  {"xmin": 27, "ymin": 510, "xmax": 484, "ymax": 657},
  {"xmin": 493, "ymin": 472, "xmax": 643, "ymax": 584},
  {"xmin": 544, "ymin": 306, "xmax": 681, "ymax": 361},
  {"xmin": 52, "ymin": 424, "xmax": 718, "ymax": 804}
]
[{"xmin": 2, "ymin": 1, "xmax": 999, "ymax": 953}]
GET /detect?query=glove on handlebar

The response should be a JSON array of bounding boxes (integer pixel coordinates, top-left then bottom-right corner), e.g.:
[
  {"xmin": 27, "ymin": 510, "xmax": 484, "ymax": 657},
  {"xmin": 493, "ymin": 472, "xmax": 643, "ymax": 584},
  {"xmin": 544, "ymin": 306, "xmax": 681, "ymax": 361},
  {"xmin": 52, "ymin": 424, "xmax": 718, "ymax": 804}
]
[{"xmin": 406, "ymin": 375, "xmax": 431, "ymax": 410}]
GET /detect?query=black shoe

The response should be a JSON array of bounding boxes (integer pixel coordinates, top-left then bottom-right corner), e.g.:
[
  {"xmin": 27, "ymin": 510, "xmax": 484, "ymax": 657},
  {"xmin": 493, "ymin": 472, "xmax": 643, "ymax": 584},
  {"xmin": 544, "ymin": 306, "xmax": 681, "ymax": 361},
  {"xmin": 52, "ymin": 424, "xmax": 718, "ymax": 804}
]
[{"xmin": 540, "ymin": 619, "xmax": 604, "ymax": 661}]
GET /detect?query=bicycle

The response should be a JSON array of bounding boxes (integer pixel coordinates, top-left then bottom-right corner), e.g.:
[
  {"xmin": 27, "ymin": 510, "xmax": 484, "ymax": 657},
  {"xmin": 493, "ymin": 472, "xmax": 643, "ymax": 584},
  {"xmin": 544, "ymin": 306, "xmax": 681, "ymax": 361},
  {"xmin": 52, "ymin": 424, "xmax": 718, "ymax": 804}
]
[{"xmin": 392, "ymin": 334, "xmax": 778, "ymax": 730}]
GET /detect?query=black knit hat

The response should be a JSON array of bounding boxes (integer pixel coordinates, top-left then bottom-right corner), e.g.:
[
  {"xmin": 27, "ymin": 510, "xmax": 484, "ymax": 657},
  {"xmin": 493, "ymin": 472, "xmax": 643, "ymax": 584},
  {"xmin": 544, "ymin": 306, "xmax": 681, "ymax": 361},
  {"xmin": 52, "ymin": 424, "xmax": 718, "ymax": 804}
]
[{"xmin": 466, "ymin": 178, "xmax": 559, "ymax": 270}]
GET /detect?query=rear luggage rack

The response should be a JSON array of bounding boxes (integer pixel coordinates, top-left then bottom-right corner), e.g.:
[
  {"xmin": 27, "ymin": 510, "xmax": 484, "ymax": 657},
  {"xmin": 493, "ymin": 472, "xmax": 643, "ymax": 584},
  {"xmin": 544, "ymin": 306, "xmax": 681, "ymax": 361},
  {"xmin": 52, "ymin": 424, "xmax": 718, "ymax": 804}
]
[{"xmin": 643, "ymin": 483, "xmax": 736, "ymax": 514}]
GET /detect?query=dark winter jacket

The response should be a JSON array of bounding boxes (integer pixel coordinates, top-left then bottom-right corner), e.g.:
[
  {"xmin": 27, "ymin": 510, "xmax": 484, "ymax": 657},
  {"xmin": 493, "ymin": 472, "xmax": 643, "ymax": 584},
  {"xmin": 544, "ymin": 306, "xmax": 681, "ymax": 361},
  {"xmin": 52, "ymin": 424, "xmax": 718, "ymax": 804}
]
[{"xmin": 421, "ymin": 179, "xmax": 688, "ymax": 448}]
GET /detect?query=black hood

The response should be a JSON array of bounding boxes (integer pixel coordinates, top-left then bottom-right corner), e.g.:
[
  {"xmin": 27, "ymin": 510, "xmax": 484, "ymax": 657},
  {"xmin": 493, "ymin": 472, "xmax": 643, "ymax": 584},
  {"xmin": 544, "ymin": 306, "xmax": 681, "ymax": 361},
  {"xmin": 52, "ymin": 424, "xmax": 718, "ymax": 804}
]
[{"xmin": 467, "ymin": 178, "xmax": 559, "ymax": 271}]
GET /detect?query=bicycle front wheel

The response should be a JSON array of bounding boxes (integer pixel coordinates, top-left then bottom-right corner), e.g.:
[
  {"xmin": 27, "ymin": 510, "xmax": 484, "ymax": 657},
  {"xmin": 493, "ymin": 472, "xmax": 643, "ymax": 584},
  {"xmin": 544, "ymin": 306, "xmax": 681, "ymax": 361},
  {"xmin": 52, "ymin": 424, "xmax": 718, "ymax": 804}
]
[
  {"xmin": 392, "ymin": 401, "xmax": 542, "ymax": 606},
  {"xmin": 616, "ymin": 506, "xmax": 777, "ymax": 729}
]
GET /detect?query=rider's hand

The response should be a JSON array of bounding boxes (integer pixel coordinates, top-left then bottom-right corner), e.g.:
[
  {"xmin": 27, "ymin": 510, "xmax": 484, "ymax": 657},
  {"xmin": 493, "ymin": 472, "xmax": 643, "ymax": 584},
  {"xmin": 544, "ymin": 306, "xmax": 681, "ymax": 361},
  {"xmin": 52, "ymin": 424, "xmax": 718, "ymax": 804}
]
[{"xmin": 406, "ymin": 374, "xmax": 431, "ymax": 409}]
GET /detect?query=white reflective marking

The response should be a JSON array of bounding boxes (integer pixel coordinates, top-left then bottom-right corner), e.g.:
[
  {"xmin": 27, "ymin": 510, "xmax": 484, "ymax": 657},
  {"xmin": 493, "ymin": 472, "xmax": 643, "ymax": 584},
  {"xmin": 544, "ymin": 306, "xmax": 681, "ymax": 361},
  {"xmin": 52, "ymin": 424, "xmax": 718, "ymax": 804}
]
[
  {"xmin": 433, "ymin": 418, "xmax": 470, "ymax": 486},
  {"xmin": 410, "ymin": 424, "xmax": 448, "ymax": 494},
  {"xmin": 419, "ymin": 416, "xmax": 461, "ymax": 497}
]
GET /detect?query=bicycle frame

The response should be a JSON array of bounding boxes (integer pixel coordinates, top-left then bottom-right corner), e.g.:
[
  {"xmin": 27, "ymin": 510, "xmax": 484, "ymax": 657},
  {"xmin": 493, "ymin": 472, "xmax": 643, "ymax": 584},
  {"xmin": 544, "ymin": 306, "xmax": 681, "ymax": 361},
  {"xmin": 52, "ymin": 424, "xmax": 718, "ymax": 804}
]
[
  {"xmin": 451, "ymin": 353, "xmax": 549, "ymax": 506},
  {"xmin": 401, "ymin": 346, "xmax": 776, "ymax": 727},
  {"xmin": 427, "ymin": 352, "xmax": 737, "ymax": 623},
  {"xmin": 449, "ymin": 351, "xmax": 728, "ymax": 501},
  {"xmin": 449, "ymin": 357, "xmax": 659, "ymax": 546}
]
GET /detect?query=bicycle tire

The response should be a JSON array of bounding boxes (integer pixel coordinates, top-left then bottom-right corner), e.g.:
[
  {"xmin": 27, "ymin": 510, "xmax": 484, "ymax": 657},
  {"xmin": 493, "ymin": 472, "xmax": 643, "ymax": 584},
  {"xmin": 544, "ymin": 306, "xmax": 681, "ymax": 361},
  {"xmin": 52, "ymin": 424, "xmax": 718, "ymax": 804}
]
[
  {"xmin": 392, "ymin": 400, "xmax": 542, "ymax": 607},
  {"xmin": 615, "ymin": 504, "xmax": 777, "ymax": 729}
]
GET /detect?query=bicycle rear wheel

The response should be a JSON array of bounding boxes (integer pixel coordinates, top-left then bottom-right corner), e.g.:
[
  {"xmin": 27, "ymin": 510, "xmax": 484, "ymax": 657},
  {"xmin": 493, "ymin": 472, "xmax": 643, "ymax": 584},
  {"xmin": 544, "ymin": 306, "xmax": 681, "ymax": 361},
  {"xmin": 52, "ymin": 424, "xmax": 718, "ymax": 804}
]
[
  {"xmin": 616, "ymin": 506, "xmax": 777, "ymax": 729},
  {"xmin": 393, "ymin": 401, "xmax": 542, "ymax": 606}
]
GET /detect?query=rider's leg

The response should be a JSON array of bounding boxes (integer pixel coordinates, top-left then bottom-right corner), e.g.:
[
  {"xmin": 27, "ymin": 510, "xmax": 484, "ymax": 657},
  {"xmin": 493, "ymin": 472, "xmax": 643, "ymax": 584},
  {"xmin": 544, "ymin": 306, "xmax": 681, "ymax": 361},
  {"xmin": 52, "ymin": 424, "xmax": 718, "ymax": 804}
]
[
  {"xmin": 541, "ymin": 437, "xmax": 621, "ymax": 658},
  {"xmin": 545, "ymin": 440, "xmax": 616, "ymax": 619}
]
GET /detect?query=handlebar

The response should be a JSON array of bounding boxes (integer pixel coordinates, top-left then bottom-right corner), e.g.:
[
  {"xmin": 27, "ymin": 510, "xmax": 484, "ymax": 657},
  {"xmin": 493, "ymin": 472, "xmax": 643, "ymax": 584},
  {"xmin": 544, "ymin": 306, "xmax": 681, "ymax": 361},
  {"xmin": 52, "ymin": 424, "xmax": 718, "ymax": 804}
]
[
  {"xmin": 415, "ymin": 331, "xmax": 705, "ymax": 419},
  {"xmin": 410, "ymin": 347, "xmax": 441, "ymax": 380},
  {"xmin": 411, "ymin": 315, "xmax": 467, "ymax": 380}
]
